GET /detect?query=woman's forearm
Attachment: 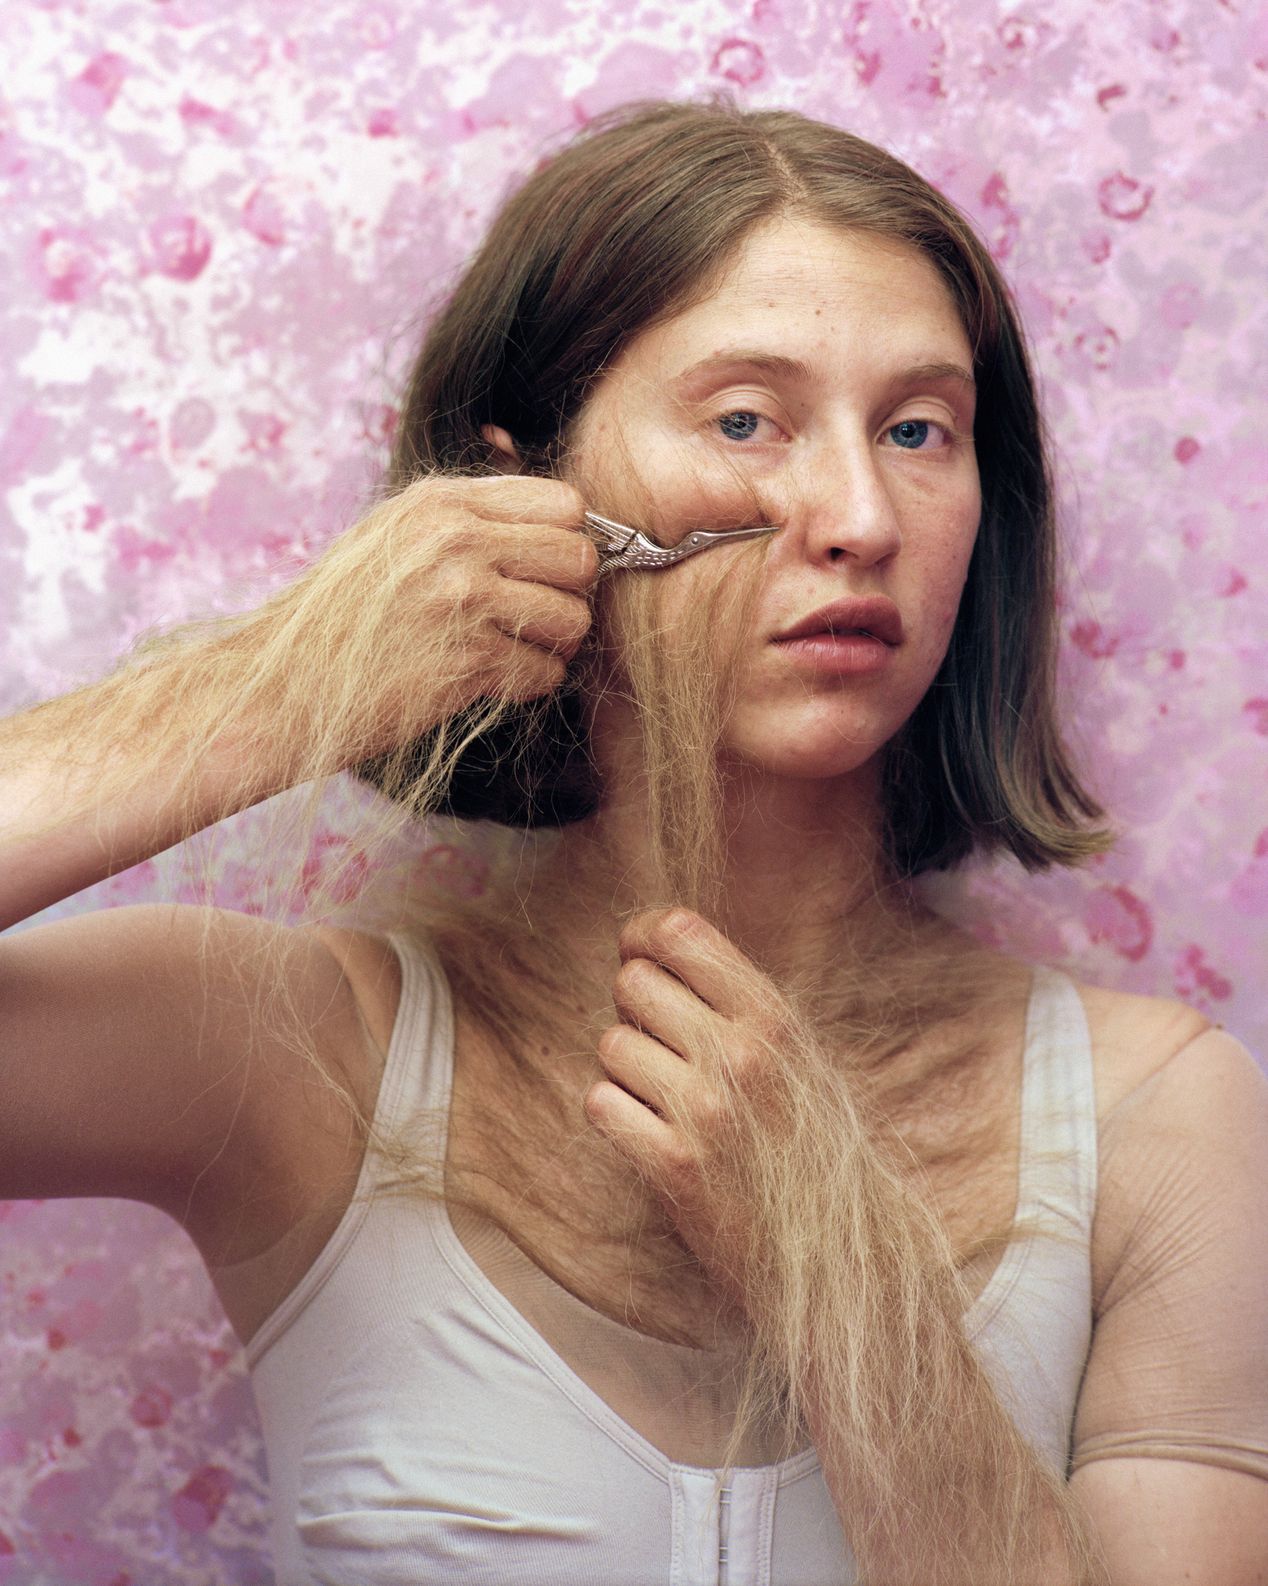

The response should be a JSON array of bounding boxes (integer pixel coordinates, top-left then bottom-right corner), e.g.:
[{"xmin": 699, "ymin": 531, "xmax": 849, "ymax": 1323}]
[{"xmin": 0, "ymin": 653, "xmax": 301, "ymax": 932}]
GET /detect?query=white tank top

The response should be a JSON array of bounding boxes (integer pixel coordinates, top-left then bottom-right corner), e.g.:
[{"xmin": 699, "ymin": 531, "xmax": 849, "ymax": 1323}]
[{"xmin": 247, "ymin": 930, "xmax": 1097, "ymax": 1585}]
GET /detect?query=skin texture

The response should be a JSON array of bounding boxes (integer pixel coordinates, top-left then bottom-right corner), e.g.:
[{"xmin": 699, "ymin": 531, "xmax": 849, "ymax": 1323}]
[{"xmin": 573, "ymin": 217, "xmax": 980, "ymax": 774}]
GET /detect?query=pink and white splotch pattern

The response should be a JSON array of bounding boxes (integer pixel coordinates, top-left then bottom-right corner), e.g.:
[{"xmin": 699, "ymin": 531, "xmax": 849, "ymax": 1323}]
[{"xmin": 1, "ymin": 0, "xmax": 1264, "ymax": 1578}]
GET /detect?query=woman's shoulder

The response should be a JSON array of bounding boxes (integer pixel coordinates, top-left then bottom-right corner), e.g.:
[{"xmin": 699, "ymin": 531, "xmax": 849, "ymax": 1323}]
[
  {"xmin": 1062, "ymin": 972, "xmax": 1238, "ymax": 1125},
  {"xmin": 952, "ymin": 923, "xmax": 1231, "ymax": 1126},
  {"xmin": 935, "ymin": 925, "xmax": 1214, "ymax": 1125},
  {"xmin": 1059, "ymin": 978, "xmax": 1267, "ymax": 1326}
]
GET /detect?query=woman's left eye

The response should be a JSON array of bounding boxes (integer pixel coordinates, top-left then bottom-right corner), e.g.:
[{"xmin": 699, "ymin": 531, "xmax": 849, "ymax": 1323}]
[{"xmin": 885, "ymin": 418, "xmax": 955, "ymax": 451}]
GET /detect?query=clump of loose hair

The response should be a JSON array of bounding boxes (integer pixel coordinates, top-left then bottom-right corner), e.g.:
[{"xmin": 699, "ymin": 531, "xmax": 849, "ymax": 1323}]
[{"xmin": 638, "ymin": 909, "xmax": 1108, "ymax": 1584}]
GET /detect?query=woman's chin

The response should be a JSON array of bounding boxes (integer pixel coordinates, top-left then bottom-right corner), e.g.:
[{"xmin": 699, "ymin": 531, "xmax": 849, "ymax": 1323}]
[{"xmin": 722, "ymin": 736, "xmax": 886, "ymax": 785}]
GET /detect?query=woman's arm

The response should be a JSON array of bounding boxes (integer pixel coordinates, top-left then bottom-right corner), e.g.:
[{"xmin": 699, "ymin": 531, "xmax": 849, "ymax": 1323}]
[
  {"xmin": 0, "ymin": 474, "xmax": 595, "ymax": 1233},
  {"xmin": 796, "ymin": 1211, "xmax": 1098, "ymax": 1586},
  {"xmin": 0, "ymin": 674, "xmax": 294, "ymax": 933},
  {"xmin": 0, "ymin": 473, "xmax": 595, "ymax": 933}
]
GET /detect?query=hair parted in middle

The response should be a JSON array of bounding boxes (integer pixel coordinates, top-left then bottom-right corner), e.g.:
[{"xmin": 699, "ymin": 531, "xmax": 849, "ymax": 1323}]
[{"xmin": 357, "ymin": 93, "xmax": 1110, "ymax": 881}]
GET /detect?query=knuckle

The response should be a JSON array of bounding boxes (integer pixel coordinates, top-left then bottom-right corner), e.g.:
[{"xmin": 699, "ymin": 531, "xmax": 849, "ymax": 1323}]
[
  {"xmin": 661, "ymin": 908, "xmax": 699, "ymax": 941},
  {"xmin": 416, "ymin": 475, "xmax": 462, "ymax": 513},
  {"xmin": 613, "ymin": 957, "xmax": 655, "ymax": 1000},
  {"xmin": 636, "ymin": 908, "xmax": 693, "ymax": 958},
  {"xmin": 596, "ymin": 1024, "xmax": 623, "ymax": 1060},
  {"xmin": 625, "ymin": 906, "xmax": 668, "ymax": 944},
  {"xmin": 436, "ymin": 515, "xmax": 481, "ymax": 556},
  {"xmin": 463, "ymin": 476, "xmax": 536, "ymax": 521},
  {"xmin": 452, "ymin": 571, "xmax": 489, "ymax": 613},
  {"xmin": 545, "ymin": 479, "xmax": 585, "ymax": 519},
  {"xmin": 464, "ymin": 473, "xmax": 517, "ymax": 495}
]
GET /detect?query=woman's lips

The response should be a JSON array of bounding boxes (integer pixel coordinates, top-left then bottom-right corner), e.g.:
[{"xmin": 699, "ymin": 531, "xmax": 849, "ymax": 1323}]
[
  {"xmin": 771, "ymin": 632, "xmax": 895, "ymax": 675},
  {"xmin": 768, "ymin": 596, "xmax": 904, "ymax": 676},
  {"xmin": 773, "ymin": 596, "xmax": 904, "ymax": 646}
]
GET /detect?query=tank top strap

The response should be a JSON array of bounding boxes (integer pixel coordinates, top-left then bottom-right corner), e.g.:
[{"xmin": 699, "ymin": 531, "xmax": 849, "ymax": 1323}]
[
  {"xmin": 242, "ymin": 929, "xmax": 455, "ymax": 1368},
  {"xmin": 1016, "ymin": 965, "xmax": 1098, "ymax": 1230},
  {"xmin": 363, "ymin": 929, "xmax": 457, "ymax": 1172}
]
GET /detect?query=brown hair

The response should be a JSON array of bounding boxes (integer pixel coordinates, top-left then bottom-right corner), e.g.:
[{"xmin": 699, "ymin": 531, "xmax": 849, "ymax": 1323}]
[{"xmin": 359, "ymin": 94, "xmax": 1110, "ymax": 877}]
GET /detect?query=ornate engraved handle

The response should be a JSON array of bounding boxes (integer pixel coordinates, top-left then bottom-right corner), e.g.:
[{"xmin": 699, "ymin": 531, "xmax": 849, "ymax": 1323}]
[{"xmin": 583, "ymin": 511, "xmax": 780, "ymax": 574}]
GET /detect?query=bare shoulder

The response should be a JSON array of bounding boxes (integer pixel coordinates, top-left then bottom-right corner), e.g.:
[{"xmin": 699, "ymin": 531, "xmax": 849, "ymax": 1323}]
[
  {"xmin": 1070, "ymin": 977, "xmax": 1222, "ymax": 1123},
  {"xmin": 892, "ymin": 924, "xmax": 1240, "ymax": 1133},
  {"xmin": 1066, "ymin": 979, "xmax": 1266, "ymax": 1319},
  {"xmin": 0, "ymin": 905, "xmax": 395, "ymax": 1245}
]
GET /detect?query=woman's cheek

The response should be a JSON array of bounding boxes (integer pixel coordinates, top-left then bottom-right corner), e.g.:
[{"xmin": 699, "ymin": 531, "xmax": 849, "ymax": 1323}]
[
  {"xmin": 932, "ymin": 589, "xmax": 967, "ymax": 652},
  {"xmin": 910, "ymin": 560, "xmax": 975, "ymax": 680},
  {"xmin": 649, "ymin": 485, "xmax": 767, "ymax": 548}
]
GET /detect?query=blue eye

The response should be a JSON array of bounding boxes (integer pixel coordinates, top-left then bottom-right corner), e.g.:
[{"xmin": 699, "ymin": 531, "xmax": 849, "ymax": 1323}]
[
  {"xmin": 890, "ymin": 419, "xmax": 931, "ymax": 449},
  {"xmin": 716, "ymin": 410, "xmax": 763, "ymax": 441}
]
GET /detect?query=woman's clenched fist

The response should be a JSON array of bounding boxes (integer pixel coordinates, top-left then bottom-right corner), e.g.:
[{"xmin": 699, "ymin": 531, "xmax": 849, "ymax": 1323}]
[{"xmin": 264, "ymin": 473, "xmax": 599, "ymax": 770}]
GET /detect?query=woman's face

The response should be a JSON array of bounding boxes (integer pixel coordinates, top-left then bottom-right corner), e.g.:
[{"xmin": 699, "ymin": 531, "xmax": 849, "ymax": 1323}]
[{"xmin": 567, "ymin": 214, "xmax": 982, "ymax": 785}]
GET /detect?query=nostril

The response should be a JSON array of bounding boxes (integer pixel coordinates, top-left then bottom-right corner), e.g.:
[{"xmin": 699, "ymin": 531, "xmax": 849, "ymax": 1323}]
[{"xmin": 828, "ymin": 546, "xmax": 846, "ymax": 562}]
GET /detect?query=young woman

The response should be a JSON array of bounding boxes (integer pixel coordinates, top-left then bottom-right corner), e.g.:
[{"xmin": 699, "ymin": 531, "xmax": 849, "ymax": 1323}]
[{"xmin": 2, "ymin": 99, "xmax": 1265, "ymax": 1586}]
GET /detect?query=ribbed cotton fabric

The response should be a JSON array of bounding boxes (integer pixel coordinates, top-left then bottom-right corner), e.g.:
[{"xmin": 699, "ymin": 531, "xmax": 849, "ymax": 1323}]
[{"xmin": 247, "ymin": 932, "xmax": 1098, "ymax": 1586}]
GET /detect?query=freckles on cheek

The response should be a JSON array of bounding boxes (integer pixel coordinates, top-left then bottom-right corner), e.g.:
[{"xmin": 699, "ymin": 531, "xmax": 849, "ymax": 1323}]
[{"xmin": 916, "ymin": 578, "xmax": 972, "ymax": 668}]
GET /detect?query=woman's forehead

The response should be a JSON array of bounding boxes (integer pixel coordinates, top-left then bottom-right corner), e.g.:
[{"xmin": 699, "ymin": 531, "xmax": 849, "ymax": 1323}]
[{"xmin": 611, "ymin": 221, "xmax": 971, "ymax": 391}]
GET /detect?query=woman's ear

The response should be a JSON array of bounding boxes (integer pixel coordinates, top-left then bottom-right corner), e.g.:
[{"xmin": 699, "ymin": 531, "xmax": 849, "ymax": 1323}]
[{"xmin": 480, "ymin": 424, "xmax": 523, "ymax": 474}]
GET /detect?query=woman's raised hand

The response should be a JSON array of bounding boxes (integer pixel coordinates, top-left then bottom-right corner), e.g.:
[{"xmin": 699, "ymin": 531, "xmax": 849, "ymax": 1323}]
[
  {"xmin": 283, "ymin": 472, "xmax": 600, "ymax": 768},
  {"xmin": 0, "ymin": 472, "xmax": 598, "ymax": 928}
]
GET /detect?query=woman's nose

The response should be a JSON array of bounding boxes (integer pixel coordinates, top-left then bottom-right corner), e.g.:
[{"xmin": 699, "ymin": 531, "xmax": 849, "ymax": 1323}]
[{"xmin": 786, "ymin": 442, "xmax": 903, "ymax": 568}]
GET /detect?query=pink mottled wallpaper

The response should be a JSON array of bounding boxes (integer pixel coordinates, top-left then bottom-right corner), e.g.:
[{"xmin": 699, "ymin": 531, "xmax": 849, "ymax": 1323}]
[{"xmin": 1, "ymin": 0, "xmax": 1264, "ymax": 1580}]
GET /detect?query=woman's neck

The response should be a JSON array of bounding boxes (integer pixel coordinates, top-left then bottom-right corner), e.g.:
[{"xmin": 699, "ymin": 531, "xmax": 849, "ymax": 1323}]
[{"xmin": 550, "ymin": 753, "xmax": 915, "ymax": 980}]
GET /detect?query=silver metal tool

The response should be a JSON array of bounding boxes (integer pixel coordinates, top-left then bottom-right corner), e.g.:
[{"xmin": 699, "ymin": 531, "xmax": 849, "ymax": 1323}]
[{"xmin": 583, "ymin": 510, "xmax": 779, "ymax": 574}]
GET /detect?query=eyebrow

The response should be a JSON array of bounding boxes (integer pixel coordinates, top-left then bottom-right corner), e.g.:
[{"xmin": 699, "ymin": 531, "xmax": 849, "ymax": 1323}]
[{"xmin": 668, "ymin": 349, "xmax": 977, "ymax": 393}]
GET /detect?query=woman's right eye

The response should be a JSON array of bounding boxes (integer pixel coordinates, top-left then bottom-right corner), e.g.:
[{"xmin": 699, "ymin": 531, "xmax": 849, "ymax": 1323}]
[{"xmin": 713, "ymin": 409, "xmax": 781, "ymax": 443}]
